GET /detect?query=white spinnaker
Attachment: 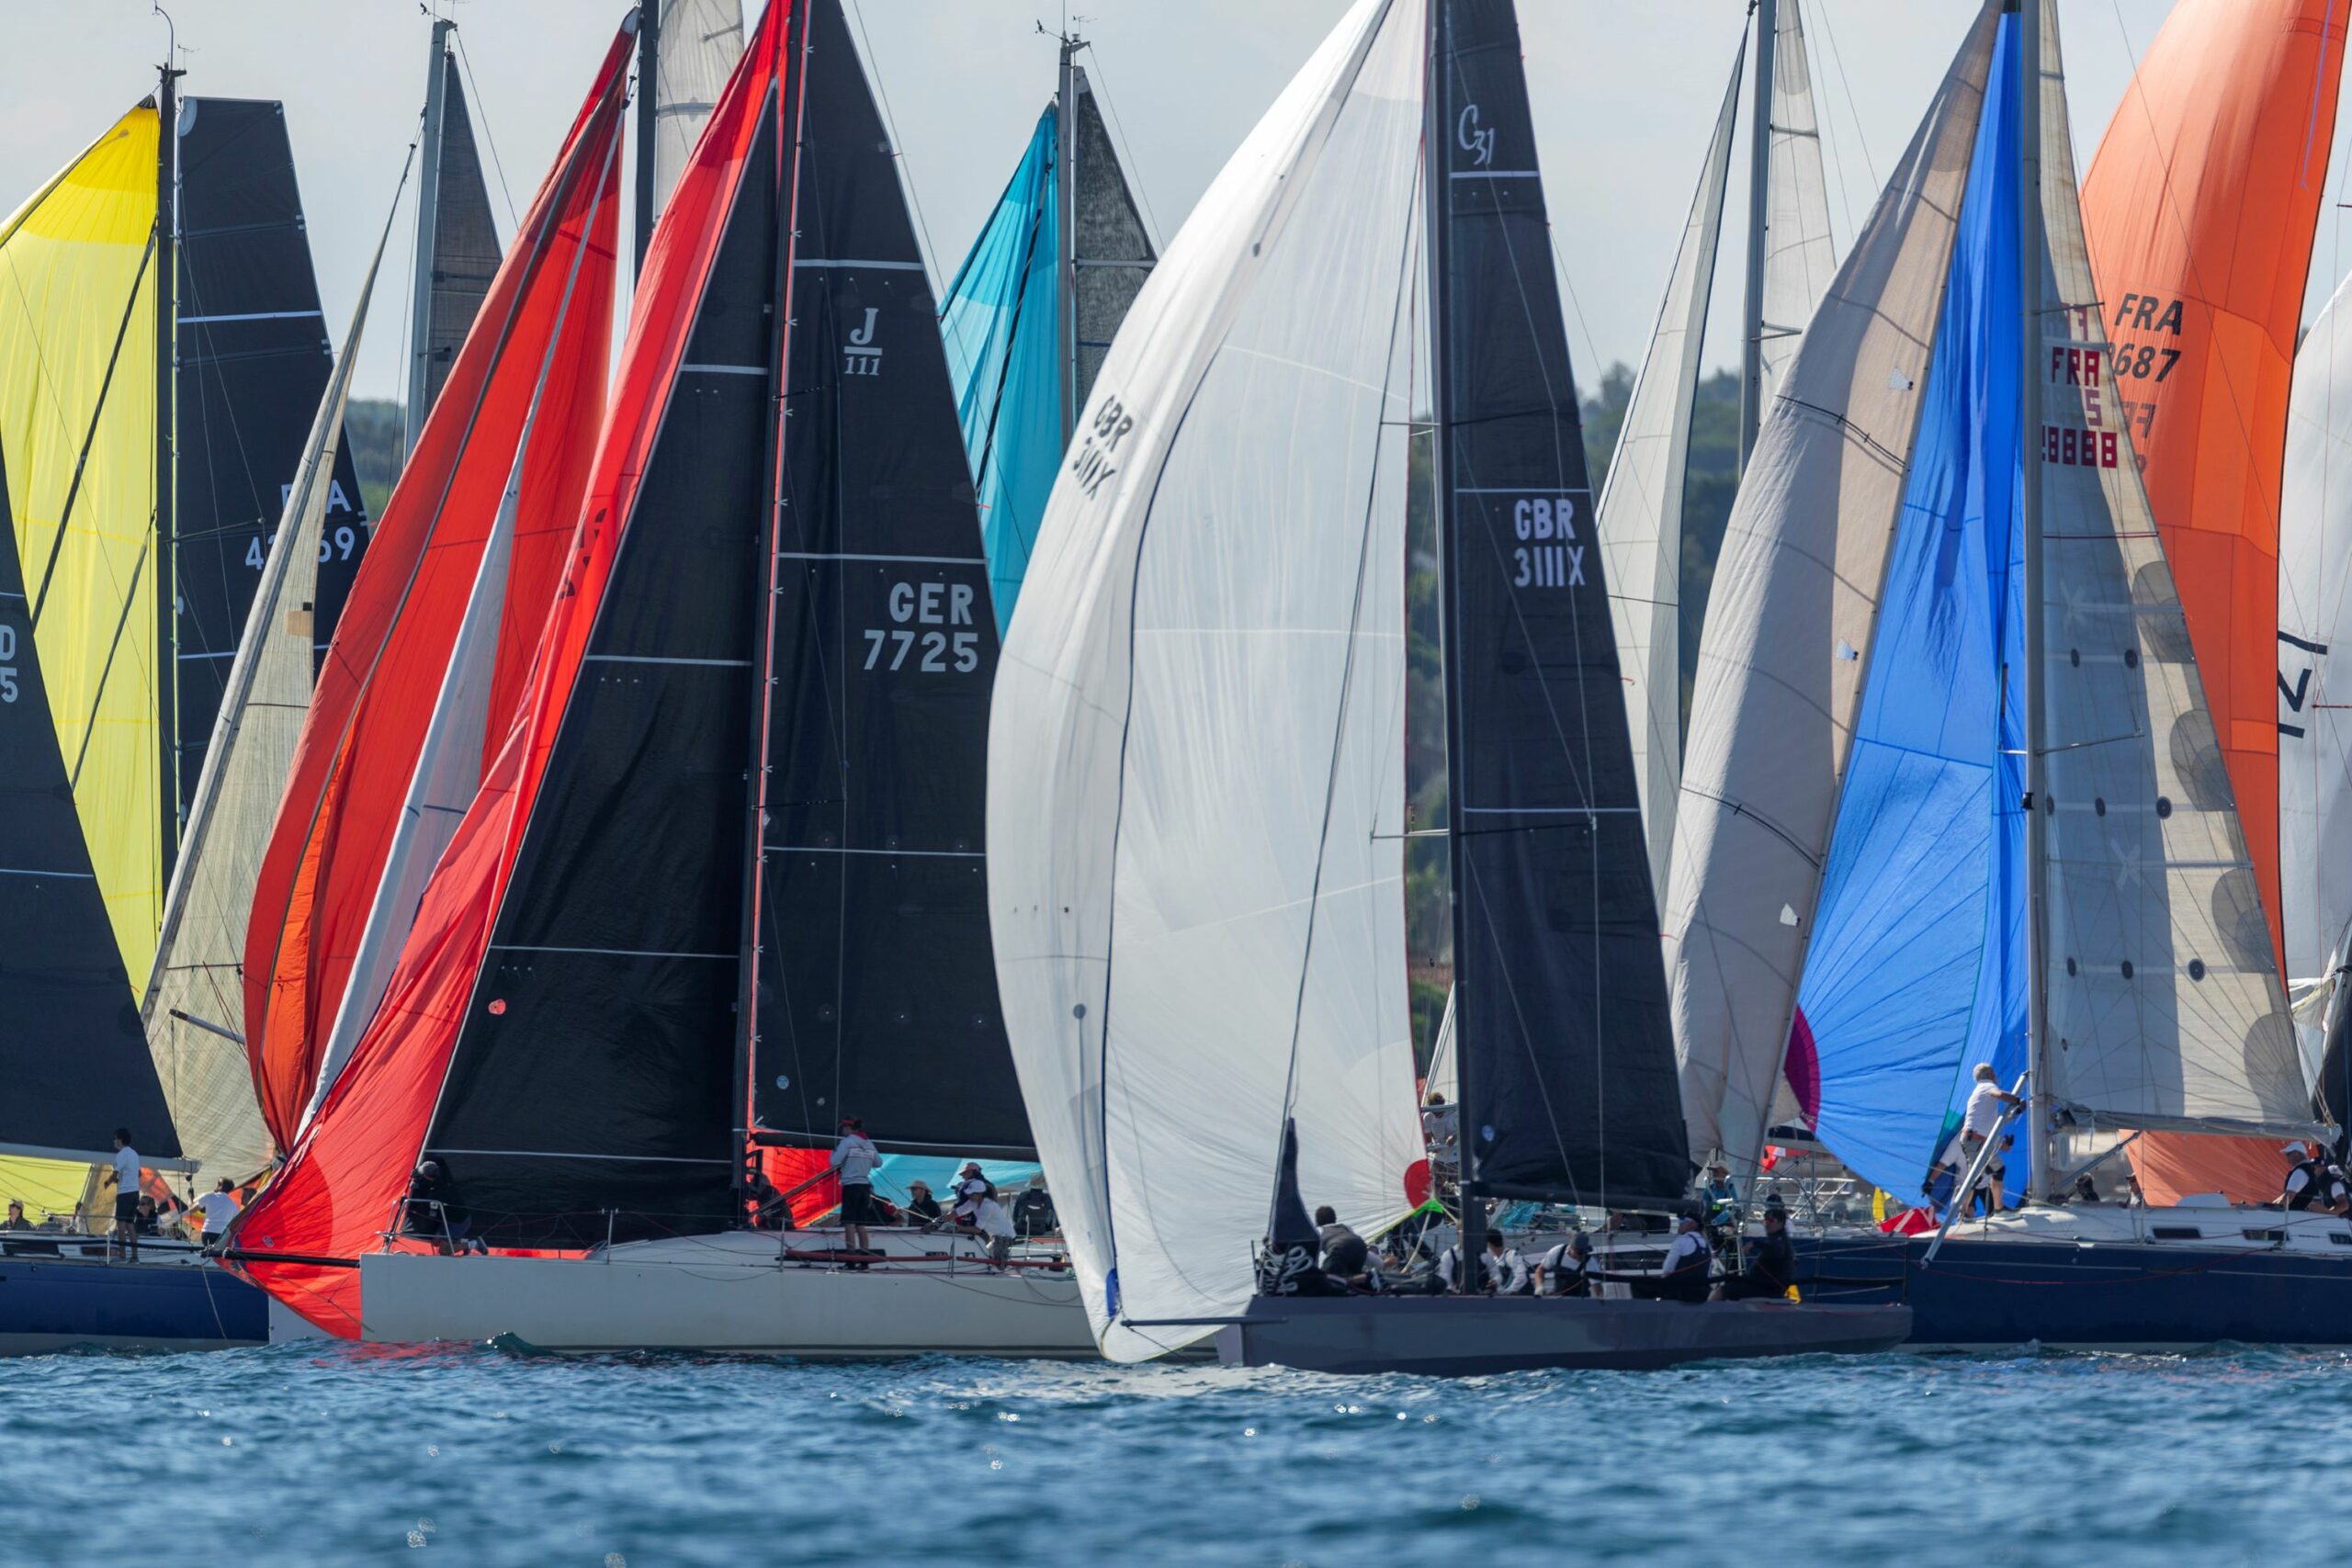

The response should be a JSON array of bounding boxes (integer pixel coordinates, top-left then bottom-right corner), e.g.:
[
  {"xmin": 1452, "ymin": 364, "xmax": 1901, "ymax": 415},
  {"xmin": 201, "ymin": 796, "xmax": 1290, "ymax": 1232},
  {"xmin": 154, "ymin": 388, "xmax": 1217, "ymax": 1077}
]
[
  {"xmin": 1667, "ymin": 2, "xmax": 2000, "ymax": 1176},
  {"xmin": 651, "ymin": 0, "xmax": 745, "ymax": 220},
  {"xmin": 1758, "ymin": 0, "xmax": 1838, "ymax": 402},
  {"xmin": 2032, "ymin": 11, "xmax": 2311, "ymax": 1136},
  {"xmin": 989, "ymin": 0, "xmax": 1423, "ymax": 1362},
  {"xmin": 1598, "ymin": 44, "xmax": 1738, "ymax": 904},
  {"xmin": 306, "ymin": 451, "xmax": 518, "ymax": 1129},
  {"xmin": 140, "ymin": 206, "xmax": 394, "ymax": 1179},
  {"xmin": 2282, "ymin": 274, "xmax": 2352, "ymax": 1079}
]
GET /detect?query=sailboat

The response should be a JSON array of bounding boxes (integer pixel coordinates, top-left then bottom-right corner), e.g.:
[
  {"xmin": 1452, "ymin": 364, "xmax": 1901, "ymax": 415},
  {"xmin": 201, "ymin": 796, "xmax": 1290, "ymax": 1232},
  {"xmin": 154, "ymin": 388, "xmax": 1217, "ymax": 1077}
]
[
  {"xmin": 241, "ymin": 22, "xmax": 631, "ymax": 1161},
  {"xmin": 940, "ymin": 27, "xmax": 1156, "ymax": 631},
  {"xmin": 2282, "ymin": 272, "xmax": 2352, "ymax": 1133},
  {"xmin": 232, "ymin": 0, "xmax": 1090, "ymax": 1357},
  {"xmin": 989, "ymin": 0, "xmax": 1907, "ymax": 1376},
  {"xmin": 0, "ymin": 56, "xmax": 378, "ymax": 1349},
  {"xmin": 1603, "ymin": 0, "xmax": 1837, "ymax": 909},
  {"xmin": 2076, "ymin": 0, "xmax": 2350, "ymax": 1208},
  {"xmin": 1670, "ymin": 0, "xmax": 2352, "ymax": 1351}
]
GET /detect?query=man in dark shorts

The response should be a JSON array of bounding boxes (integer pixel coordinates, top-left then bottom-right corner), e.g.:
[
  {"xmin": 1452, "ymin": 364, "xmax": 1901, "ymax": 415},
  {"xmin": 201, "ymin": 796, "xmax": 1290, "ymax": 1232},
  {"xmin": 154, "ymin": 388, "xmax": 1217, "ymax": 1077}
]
[
  {"xmin": 830, "ymin": 1116, "xmax": 880, "ymax": 1260},
  {"xmin": 107, "ymin": 1130, "xmax": 142, "ymax": 1261}
]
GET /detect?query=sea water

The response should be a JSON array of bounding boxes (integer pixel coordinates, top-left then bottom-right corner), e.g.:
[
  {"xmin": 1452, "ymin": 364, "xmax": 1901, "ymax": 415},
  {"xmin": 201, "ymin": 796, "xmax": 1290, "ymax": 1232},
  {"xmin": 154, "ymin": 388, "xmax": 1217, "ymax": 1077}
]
[{"xmin": 0, "ymin": 1342, "xmax": 2333, "ymax": 1564}]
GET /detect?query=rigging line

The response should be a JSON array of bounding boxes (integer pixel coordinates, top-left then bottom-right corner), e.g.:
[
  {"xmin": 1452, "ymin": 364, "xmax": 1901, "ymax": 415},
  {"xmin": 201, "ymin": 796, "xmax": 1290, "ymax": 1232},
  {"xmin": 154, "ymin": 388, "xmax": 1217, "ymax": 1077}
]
[
  {"xmin": 1078, "ymin": 42, "xmax": 1165, "ymax": 252},
  {"xmin": 1809, "ymin": 1, "xmax": 1878, "ymax": 222},
  {"xmin": 27, "ymin": 233, "xmax": 158, "ymax": 631},
  {"xmin": 1795, "ymin": 0, "xmax": 1858, "ymax": 252},
  {"xmin": 450, "ymin": 28, "xmax": 521, "ymax": 231},
  {"xmin": 1269, "ymin": 107, "xmax": 1424, "ymax": 1187},
  {"xmin": 848, "ymin": 0, "xmax": 943, "ymax": 285}
]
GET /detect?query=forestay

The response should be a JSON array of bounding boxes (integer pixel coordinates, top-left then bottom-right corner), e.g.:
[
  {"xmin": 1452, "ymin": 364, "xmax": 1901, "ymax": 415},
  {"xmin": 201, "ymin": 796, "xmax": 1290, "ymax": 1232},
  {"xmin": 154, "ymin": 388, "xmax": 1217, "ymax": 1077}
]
[{"xmin": 989, "ymin": 0, "xmax": 1425, "ymax": 1362}]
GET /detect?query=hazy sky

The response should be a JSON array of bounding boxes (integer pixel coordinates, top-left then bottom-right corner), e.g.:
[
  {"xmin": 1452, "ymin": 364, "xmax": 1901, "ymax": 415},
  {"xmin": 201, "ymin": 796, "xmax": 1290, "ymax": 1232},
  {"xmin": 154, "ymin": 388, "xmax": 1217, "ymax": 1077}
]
[{"xmin": 11, "ymin": 1, "xmax": 2345, "ymax": 404}]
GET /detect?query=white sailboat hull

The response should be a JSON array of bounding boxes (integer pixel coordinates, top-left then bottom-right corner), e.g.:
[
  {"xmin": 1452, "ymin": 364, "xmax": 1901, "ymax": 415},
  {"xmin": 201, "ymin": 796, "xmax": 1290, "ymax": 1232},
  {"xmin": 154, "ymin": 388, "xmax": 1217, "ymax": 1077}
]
[{"xmin": 356, "ymin": 1228, "xmax": 1093, "ymax": 1357}]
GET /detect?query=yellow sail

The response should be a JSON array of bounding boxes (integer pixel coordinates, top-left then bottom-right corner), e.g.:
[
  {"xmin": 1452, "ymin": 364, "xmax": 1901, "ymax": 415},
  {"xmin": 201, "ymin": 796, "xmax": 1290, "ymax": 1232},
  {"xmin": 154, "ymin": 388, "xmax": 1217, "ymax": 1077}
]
[{"xmin": 0, "ymin": 106, "xmax": 164, "ymax": 987}]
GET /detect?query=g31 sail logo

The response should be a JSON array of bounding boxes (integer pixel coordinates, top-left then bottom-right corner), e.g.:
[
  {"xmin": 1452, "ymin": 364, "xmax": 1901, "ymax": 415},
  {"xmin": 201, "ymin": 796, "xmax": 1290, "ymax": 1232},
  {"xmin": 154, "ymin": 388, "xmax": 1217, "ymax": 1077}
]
[
  {"xmin": 1456, "ymin": 103, "xmax": 1495, "ymax": 168},
  {"xmin": 844, "ymin": 307, "xmax": 883, "ymax": 378}
]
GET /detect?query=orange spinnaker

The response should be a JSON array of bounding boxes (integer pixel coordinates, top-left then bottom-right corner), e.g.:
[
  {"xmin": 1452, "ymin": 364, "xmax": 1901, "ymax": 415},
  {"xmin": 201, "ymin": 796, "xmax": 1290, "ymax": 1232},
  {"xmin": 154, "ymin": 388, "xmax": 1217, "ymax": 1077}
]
[
  {"xmin": 235, "ymin": 5, "xmax": 792, "ymax": 1335},
  {"xmin": 2080, "ymin": 0, "xmax": 2347, "ymax": 1203},
  {"xmin": 241, "ymin": 37, "xmax": 628, "ymax": 1153}
]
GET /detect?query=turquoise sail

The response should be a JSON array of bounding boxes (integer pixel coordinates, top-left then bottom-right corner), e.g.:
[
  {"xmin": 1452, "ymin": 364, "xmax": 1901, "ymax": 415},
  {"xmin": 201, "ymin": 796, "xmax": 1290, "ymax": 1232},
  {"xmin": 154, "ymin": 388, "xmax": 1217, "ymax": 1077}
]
[
  {"xmin": 1797, "ymin": 13, "xmax": 2030, "ymax": 1201},
  {"xmin": 942, "ymin": 108, "xmax": 1061, "ymax": 635}
]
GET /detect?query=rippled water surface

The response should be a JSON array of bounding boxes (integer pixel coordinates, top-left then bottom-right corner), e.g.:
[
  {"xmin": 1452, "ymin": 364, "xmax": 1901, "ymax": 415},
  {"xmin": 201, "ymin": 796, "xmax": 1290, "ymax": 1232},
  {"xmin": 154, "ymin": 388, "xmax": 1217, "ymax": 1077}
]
[{"xmin": 1, "ymin": 1341, "xmax": 2335, "ymax": 1564}]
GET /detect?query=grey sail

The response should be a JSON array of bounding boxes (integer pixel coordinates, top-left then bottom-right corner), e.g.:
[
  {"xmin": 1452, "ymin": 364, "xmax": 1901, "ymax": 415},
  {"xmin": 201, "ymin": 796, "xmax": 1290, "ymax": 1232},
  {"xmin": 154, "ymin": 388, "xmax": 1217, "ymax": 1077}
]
[
  {"xmin": 1067, "ymin": 66, "xmax": 1155, "ymax": 412},
  {"xmin": 142, "ymin": 171, "xmax": 403, "ymax": 1179}
]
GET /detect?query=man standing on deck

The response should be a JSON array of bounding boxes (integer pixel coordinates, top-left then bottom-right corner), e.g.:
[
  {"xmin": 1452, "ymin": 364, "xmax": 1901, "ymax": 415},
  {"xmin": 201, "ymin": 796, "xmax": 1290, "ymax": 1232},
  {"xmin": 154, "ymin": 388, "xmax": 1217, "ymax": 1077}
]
[
  {"xmin": 106, "ymin": 1130, "xmax": 141, "ymax": 1262},
  {"xmin": 1958, "ymin": 1066, "xmax": 2022, "ymax": 1213},
  {"xmin": 831, "ymin": 1116, "xmax": 880, "ymax": 1259}
]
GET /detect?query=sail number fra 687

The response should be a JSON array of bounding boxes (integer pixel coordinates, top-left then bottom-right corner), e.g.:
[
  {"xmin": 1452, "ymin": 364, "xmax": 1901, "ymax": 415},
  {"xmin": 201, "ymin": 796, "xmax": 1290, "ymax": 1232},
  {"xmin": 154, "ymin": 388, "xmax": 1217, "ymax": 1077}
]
[{"xmin": 861, "ymin": 580, "xmax": 979, "ymax": 673}]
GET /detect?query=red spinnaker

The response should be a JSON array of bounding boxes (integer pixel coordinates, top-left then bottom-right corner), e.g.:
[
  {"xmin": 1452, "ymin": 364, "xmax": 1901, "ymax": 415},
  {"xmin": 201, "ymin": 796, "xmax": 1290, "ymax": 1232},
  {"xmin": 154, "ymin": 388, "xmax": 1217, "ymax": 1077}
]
[
  {"xmin": 234, "ymin": 3, "xmax": 794, "ymax": 1337},
  {"xmin": 241, "ymin": 30, "xmax": 631, "ymax": 1152}
]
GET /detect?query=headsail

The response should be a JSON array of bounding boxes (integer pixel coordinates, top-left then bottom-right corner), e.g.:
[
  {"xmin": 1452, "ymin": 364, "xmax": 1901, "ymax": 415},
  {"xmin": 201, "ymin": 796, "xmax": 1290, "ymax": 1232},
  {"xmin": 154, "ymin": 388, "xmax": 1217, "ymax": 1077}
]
[
  {"xmin": 989, "ymin": 0, "xmax": 1426, "ymax": 1362},
  {"xmin": 143, "ymin": 160, "xmax": 403, "ymax": 1182},
  {"xmin": 2079, "ymin": 0, "xmax": 2347, "ymax": 1201},
  {"xmin": 649, "ymin": 0, "xmax": 746, "ymax": 222},
  {"xmin": 1598, "ymin": 46, "xmax": 1738, "ymax": 905},
  {"xmin": 243, "ymin": 36, "xmax": 628, "ymax": 1153},
  {"xmin": 416, "ymin": 51, "xmax": 501, "ymax": 430},
  {"xmin": 2282, "ymin": 276, "xmax": 2352, "ymax": 1121},
  {"xmin": 1754, "ymin": 0, "xmax": 1838, "ymax": 405},
  {"xmin": 1667, "ymin": 4, "xmax": 2003, "ymax": 1182}
]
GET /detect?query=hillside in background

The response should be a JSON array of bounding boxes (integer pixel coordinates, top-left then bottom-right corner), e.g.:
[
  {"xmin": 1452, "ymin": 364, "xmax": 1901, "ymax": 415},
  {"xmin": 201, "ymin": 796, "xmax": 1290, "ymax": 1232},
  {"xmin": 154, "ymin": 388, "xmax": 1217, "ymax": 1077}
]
[{"xmin": 346, "ymin": 398, "xmax": 403, "ymax": 519}]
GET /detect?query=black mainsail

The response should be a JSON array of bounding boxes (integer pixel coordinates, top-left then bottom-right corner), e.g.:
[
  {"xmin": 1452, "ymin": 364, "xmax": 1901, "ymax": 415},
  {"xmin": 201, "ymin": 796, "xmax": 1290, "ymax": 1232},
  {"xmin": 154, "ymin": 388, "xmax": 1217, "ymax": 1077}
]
[{"xmin": 1430, "ymin": 0, "xmax": 1689, "ymax": 1212}]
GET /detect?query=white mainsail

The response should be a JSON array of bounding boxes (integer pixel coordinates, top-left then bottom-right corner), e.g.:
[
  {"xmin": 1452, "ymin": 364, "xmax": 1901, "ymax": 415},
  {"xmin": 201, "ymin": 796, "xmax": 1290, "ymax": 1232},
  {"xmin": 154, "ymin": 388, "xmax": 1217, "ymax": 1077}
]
[
  {"xmin": 140, "ymin": 198, "xmax": 397, "ymax": 1179},
  {"xmin": 650, "ymin": 0, "xmax": 745, "ymax": 220},
  {"xmin": 1757, "ymin": 0, "xmax": 1838, "ymax": 403},
  {"xmin": 989, "ymin": 0, "xmax": 1425, "ymax": 1362},
  {"xmin": 2281, "ymin": 273, "xmax": 2352, "ymax": 1081},
  {"xmin": 1666, "ymin": 3, "xmax": 2002, "ymax": 1176},
  {"xmin": 1598, "ymin": 48, "xmax": 1738, "ymax": 903},
  {"xmin": 2031, "ymin": 9, "xmax": 2312, "ymax": 1138}
]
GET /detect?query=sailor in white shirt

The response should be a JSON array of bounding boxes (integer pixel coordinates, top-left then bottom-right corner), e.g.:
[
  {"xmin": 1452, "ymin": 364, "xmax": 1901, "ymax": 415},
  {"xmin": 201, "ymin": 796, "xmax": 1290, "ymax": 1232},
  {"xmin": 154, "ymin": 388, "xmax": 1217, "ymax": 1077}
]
[
  {"xmin": 1538, "ymin": 1232, "xmax": 1594, "ymax": 1297},
  {"xmin": 107, "ymin": 1130, "xmax": 143, "ymax": 1261},
  {"xmin": 1482, "ymin": 1234, "xmax": 1532, "ymax": 1295},
  {"xmin": 970, "ymin": 1192, "xmax": 1016, "ymax": 1267},
  {"xmin": 192, "ymin": 1179, "xmax": 243, "ymax": 1249},
  {"xmin": 830, "ymin": 1116, "xmax": 881, "ymax": 1257},
  {"xmin": 1658, "ymin": 1213, "xmax": 1711, "ymax": 1303},
  {"xmin": 1957, "ymin": 1065, "xmax": 2024, "ymax": 1213}
]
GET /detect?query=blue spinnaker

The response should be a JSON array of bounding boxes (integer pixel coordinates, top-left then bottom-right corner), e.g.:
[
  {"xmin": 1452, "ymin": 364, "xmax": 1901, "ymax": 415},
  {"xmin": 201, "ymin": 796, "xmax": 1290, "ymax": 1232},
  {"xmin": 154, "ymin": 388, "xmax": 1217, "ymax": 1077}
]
[
  {"xmin": 1802, "ymin": 14, "xmax": 2030, "ymax": 1201},
  {"xmin": 941, "ymin": 107, "xmax": 1061, "ymax": 634}
]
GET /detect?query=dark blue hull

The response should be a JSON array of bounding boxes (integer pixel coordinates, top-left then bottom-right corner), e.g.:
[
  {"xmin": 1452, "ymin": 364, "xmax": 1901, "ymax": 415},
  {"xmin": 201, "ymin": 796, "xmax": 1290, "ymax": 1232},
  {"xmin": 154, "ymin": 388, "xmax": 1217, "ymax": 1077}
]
[
  {"xmin": 1797, "ymin": 1233, "xmax": 2352, "ymax": 1348},
  {"xmin": 0, "ymin": 1244, "xmax": 267, "ymax": 1353}
]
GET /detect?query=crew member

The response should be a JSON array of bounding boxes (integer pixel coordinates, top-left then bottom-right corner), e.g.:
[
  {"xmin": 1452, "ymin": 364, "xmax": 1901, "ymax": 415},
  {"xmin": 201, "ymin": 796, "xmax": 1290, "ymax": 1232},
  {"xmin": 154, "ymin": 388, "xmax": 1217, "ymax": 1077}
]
[
  {"xmin": 1701, "ymin": 1161, "xmax": 1739, "ymax": 1220},
  {"xmin": 1537, "ymin": 1232, "xmax": 1594, "ymax": 1297},
  {"xmin": 107, "ymin": 1130, "xmax": 141, "ymax": 1261},
  {"xmin": 1658, "ymin": 1213, "xmax": 1711, "ymax": 1303},
  {"xmin": 831, "ymin": 1117, "xmax": 881, "ymax": 1258},
  {"xmin": 1314, "ymin": 1204, "xmax": 1369, "ymax": 1289},
  {"xmin": 192, "ymin": 1179, "xmax": 242, "ymax": 1251},
  {"xmin": 1958, "ymin": 1066, "xmax": 2023, "ymax": 1213},
  {"xmin": 902, "ymin": 1179, "xmax": 943, "ymax": 1225},
  {"xmin": 969, "ymin": 1188, "xmax": 1017, "ymax": 1268},
  {"xmin": 2281, "ymin": 1142, "xmax": 2349, "ymax": 1213},
  {"xmin": 1484, "ymin": 1232, "xmax": 1532, "ymax": 1295},
  {"xmin": 1012, "ymin": 1178, "xmax": 1057, "ymax": 1238},
  {"xmin": 1718, "ymin": 1203, "xmax": 1798, "ymax": 1301}
]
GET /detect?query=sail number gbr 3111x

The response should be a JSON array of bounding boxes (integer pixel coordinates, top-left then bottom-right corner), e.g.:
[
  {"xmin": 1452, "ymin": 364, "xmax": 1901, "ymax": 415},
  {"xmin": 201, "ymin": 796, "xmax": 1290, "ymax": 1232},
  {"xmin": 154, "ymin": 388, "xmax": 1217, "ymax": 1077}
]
[{"xmin": 1498, "ymin": 493, "xmax": 1588, "ymax": 591}]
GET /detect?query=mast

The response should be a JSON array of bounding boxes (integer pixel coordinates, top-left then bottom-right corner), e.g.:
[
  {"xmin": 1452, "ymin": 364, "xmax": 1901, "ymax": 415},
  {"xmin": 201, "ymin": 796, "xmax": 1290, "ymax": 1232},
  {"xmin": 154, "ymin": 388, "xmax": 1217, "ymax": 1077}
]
[
  {"xmin": 1737, "ymin": 0, "xmax": 1775, "ymax": 469},
  {"xmin": 404, "ymin": 17, "xmax": 455, "ymax": 463},
  {"xmin": 635, "ymin": 0, "xmax": 661, "ymax": 276},
  {"xmin": 2017, "ymin": 0, "xmax": 2052, "ymax": 1203},
  {"xmin": 155, "ymin": 54, "xmax": 183, "ymax": 883},
  {"xmin": 1056, "ymin": 29, "xmax": 1080, "ymax": 445},
  {"xmin": 1424, "ymin": 0, "xmax": 1480, "ymax": 1280}
]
